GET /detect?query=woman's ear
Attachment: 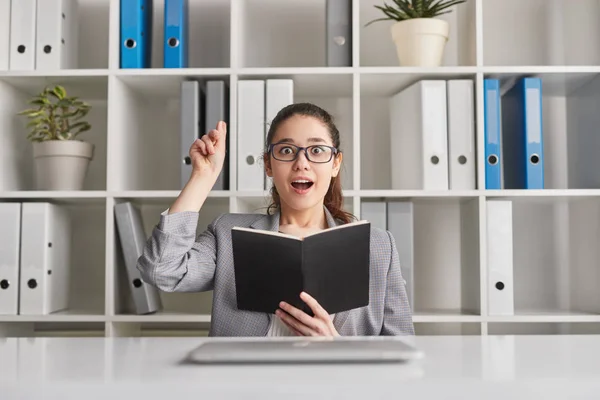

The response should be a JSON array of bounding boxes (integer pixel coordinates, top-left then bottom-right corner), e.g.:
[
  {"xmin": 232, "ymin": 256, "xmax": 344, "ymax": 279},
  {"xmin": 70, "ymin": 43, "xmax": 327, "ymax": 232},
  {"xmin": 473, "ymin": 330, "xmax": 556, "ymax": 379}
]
[
  {"xmin": 332, "ymin": 152, "xmax": 342, "ymax": 177},
  {"xmin": 264, "ymin": 154, "xmax": 273, "ymax": 177}
]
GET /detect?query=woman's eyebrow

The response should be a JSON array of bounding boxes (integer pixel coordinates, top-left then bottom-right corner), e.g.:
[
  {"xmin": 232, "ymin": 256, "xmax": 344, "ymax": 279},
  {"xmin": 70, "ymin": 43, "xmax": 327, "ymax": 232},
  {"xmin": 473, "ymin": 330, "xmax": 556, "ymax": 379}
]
[{"xmin": 277, "ymin": 137, "xmax": 327, "ymax": 144}]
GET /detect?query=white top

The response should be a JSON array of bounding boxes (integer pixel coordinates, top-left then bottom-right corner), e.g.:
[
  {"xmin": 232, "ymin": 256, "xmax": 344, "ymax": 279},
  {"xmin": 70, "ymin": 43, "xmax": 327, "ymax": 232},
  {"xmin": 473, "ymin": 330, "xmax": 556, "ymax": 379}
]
[{"xmin": 3, "ymin": 335, "xmax": 600, "ymax": 399}]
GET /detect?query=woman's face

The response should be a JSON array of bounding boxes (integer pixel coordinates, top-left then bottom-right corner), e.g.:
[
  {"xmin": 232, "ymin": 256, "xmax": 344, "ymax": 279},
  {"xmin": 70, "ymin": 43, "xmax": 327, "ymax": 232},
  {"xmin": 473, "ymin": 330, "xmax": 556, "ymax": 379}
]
[{"xmin": 266, "ymin": 115, "xmax": 342, "ymax": 213}]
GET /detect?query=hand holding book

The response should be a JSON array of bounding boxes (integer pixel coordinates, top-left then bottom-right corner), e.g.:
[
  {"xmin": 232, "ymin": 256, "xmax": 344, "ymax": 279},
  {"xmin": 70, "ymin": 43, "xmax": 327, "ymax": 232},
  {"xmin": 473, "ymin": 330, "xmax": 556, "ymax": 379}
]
[{"xmin": 276, "ymin": 292, "xmax": 340, "ymax": 337}]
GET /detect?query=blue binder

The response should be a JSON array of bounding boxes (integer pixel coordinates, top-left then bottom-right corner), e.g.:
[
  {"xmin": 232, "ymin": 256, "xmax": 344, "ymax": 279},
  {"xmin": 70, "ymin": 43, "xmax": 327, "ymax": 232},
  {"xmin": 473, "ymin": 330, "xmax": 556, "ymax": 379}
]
[
  {"xmin": 120, "ymin": 0, "xmax": 153, "ymax": 68},
  {"xmin": 483, "ymin": 79, "xmax": 502, "ymax": 189},
  {"xmin": 164, "ymin": 0, "xmax": 188, "ymax": 68},
  {"xmin": 501, "ymin": 77, "xmax": 544, "ymax": 189}
]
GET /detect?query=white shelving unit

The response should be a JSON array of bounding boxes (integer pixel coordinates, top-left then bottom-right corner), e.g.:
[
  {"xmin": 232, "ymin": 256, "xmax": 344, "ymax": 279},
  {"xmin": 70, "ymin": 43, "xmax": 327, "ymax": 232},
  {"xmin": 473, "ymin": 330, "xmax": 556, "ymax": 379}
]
[{"xmin": 2, "ymin": 0, "xmax": 600, "ymax": 337}]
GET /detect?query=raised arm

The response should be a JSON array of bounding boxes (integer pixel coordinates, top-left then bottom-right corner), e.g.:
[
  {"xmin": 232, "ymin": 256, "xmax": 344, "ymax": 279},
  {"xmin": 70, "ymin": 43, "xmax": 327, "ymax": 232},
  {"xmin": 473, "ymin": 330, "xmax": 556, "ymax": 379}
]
[
  {"xmin": 136, "ymin": 121, "xmax": 228, "ymax": 293},
  {"xmin": 380, "ymin": 231, "xmax": 415, "ymax": 335}
]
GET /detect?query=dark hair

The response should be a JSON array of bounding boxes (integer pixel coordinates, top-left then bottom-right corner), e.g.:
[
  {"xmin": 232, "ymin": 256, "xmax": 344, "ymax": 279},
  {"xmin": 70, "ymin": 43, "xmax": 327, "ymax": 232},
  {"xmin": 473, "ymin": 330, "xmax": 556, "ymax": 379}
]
[{"xmin": 263, "ymin": 102, "xmax": 355, "ymax": 225}]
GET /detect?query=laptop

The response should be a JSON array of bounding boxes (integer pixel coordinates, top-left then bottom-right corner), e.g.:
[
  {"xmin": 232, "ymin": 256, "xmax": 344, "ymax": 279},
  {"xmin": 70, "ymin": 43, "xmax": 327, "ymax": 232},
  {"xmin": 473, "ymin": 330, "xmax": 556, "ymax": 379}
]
[{"xmin": 183, "ymin": 337, "xmax": 424, "ymax": 364}]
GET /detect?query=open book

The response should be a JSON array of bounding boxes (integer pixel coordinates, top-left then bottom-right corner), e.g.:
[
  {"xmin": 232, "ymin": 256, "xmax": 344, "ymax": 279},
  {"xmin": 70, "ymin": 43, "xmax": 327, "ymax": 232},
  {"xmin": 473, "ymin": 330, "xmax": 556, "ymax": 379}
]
[{"xmin": 231, "ymin": 220, "xmax": 371, "ymax": 316}]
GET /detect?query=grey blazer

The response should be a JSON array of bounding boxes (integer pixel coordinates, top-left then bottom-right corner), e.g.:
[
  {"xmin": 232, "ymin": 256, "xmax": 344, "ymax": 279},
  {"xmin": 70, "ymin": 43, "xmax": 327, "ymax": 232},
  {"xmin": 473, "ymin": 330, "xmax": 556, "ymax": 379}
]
[{"xmin": 137, "ymin": 206, "xmax": 415, "ymax": 337}]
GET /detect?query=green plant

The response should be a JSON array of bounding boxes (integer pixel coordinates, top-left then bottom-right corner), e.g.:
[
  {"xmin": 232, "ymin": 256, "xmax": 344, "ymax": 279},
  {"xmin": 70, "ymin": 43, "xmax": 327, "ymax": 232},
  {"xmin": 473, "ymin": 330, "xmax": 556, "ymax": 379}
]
[
  {"xmin": 17, "ymin": 85, "xmax": 92, "ymax": 142},
  {"xmin": 365, "ymin": 0, "xmax": 467, "ymax": 26}
]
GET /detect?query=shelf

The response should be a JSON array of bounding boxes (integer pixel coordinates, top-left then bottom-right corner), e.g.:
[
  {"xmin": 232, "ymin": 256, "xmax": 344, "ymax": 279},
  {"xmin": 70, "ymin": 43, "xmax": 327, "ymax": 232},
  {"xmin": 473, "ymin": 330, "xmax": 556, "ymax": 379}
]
[
  {"xmin": 3, "ymin": 0, "xmax": 600, "ymax": 338},
  {"xmin": 359, "ymin": 0, "xmax": 477, "ymax": 67}
]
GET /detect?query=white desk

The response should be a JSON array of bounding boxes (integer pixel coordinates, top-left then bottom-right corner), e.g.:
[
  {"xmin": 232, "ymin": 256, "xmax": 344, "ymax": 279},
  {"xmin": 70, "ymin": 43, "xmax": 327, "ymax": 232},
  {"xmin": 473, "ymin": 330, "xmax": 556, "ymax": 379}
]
[{"xmin": 2, "ymin": 335, "xmax": 600, "ymax": 399}]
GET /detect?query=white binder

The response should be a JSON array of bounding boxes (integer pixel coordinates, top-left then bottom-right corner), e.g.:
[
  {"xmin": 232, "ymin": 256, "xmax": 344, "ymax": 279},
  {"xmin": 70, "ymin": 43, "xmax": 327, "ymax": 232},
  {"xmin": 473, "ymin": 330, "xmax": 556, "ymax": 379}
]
[
  {"xmin": 0, "ymin": 203, "xmax": 21, "ymax": 315},
  {"xmin": 390, "ymin": 80, "xmax": 449, "ymax": 190},
  {"xmin": 265, "ymin": 79, "xmax": 294, "ymax": 191},
  {"xmin": 35, "ymin": 0, "xmax": 79, "ymax": 70},
  {"xmin": 447, "ymin": 80, "xmax": 476, "ymax": 190},
  {"xmin": 0, "ymin": 0, "xmax": 10, "ymax": 71},
  {"xmin": 237, "ymin": 80, "xmax": 265, "ymax": 191},
  {"xmin": 19, "ymin": 202, "xmax": 71, "ymax": 315},
  {"xmin": 486, "ymin": 200, "xmax": 515, "ymax": 316},
  {"xmin": 9, "ymin": 0, "xmax": 37, "ymax": 71}
]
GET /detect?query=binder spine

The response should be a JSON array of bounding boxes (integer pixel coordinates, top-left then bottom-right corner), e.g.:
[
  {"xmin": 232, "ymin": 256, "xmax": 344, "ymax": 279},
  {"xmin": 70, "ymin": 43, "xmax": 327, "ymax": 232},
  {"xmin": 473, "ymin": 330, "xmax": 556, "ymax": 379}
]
[
  {"xmin": 0, "ymin": 203, "xmax": 22, "ymax": 315},
  {"xmin": 114, "ymin": 202, "xmax": 162, "ymax": 315},
  {"xmin": 237, "ymin": 80, "xmax": 266, "ymax": 191},
  {"xmin": 484, "ymin": 79, "xmax": 502, "ymax": 189},
  {"xmin": 0, "ymin": 0, "xmax": 11, "ymax": 71},
  {"xmin": 164, "ymin": 0, "xmax": 188, "ymax": 68},
  {"xmin": 205, "ymin": 80, "xmax": 229, "ymax": 190},
  {"xmin": 9, "ymin": 0, "xmax": 37, "ymax": 71},
  {"xmin": 120, "ymin": 0, "xmax": 153, "ymax": 68},
  {"xmin": 180, "ymin": 80, "xmax": 201, "ymax": 189},
  {"xmin": 326, "ymin": 0, "xmax": 352, "ymax": 67}
]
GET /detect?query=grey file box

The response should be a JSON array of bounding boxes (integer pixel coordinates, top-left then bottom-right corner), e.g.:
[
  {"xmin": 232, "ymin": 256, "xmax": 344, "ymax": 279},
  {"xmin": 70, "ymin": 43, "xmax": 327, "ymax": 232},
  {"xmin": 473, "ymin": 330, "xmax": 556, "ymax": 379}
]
[
  {"xmin": 114, "ymin": 202, "xmax": 162, "ymax": 315},
  {"xmin": 180, "ymin": 80, "xmax": 203, "ymax": 189},
  {"xmin": 203, "ymin": 80, "xmax": 229, "ymax": 190},
  {"xmin": 326, "ymin": 0, "xmax": 352, "ymax": 67}
]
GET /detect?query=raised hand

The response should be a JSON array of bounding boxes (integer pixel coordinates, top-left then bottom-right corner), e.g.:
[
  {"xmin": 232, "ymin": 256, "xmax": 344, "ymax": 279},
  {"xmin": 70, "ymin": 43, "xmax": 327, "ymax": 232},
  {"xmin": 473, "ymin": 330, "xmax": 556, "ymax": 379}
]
[
  {"xmin": 189, "ymin": 120, "xmax": 227, "ymax": 177},
  {"xmin": 276, "ymin": 292, "xmax": 339, "ymax": 337}
]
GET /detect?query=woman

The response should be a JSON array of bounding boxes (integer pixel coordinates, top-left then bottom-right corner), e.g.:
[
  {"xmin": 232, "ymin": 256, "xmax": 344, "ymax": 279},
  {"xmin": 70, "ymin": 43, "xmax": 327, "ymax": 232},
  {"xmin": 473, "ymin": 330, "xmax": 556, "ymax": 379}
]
[{"xmin": 137, "ymin": 103, "xmax": 414, "ymax": 337}]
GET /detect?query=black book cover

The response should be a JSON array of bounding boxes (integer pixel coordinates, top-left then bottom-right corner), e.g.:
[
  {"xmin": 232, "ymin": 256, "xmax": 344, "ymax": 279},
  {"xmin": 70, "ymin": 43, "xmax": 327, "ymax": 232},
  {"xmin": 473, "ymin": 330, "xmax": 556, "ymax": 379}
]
[{"xmin": 232, "ymin": 220, "xmax": 371, "ymax": 315}]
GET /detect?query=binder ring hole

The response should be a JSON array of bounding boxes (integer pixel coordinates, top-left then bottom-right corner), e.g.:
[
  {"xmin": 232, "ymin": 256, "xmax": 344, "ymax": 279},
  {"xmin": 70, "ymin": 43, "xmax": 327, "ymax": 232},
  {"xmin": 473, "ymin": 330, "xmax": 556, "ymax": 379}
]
[
  {"xmin": 133, "ymin": 278, "xmax": 142, "ymax": 288},
  {"xmin": 458, "ymin": 155, "xmax": 467, "ymax": 165},
  {"xmin": 495, "ymin": 281, "xmax": 505, "ymax": 291},
  {"xmin": 488, "ymin": 154, "xmax": 498, "ymax": 165},
  {"xmin": 246, "ymin": 155, "xmax": 255, "ymax": 165},
  {"xmin": 183, "ymin": 156, "xmax": 191, "ymax": 165},
  {"xmin": 430, "ymin": 155, "xmax": 439, "ymax": 165},
  {"xmin": 333, "ymin": 36, "xmax": 346, "ymax": 46},
  {"xmin": 48, "ymin": 242, "xmax": 52, "ymax": 247},
  {"xmin": 17, "ymin": 45, "xmax": 26, "ymax": 54},
  {"xmin": 0, "ymin": 280, "xmax": 9, "ymax": 290},
  {"xmin": 27, "ymin": 279, "xmax": 37, "ymax": 289},
  {"xmin": 125, "ymin": 39, "xmax": 136, "ymax": 49},
  {"xmin": 530, "ymin": 154, "xmax": 540, "ymax": 164},
  {"xmin": 168, "ymin": 37, "xmax": 180, "ymax": 48},
  {"xmin": 44, "ymin": 45, "xmax": 52, "ymax": 54}
]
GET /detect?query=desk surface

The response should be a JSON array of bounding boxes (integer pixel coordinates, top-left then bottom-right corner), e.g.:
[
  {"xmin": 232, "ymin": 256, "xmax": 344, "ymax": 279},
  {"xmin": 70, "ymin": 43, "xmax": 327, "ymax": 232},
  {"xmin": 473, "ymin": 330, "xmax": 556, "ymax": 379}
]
[{"xmin": 2, "ymin": 335, "xmax": 600, "ymax": 399}]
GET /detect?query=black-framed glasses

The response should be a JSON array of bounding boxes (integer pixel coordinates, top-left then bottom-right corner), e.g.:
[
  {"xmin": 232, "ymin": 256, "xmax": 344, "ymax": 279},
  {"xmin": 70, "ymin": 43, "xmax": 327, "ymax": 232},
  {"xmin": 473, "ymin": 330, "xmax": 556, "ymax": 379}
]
[{"xmin": 268, "ymin": 142, "xmax": 339, "ymax": 163}]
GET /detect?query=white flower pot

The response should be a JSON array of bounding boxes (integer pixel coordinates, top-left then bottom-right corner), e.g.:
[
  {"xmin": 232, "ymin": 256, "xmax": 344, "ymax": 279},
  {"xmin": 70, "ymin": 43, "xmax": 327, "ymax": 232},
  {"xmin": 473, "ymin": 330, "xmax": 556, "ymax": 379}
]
[
  {"xmin": 390, "ymin": 18, "xmax": 450, "ymax": 67},
  {"xmin": 32, "ymin": 140, "xmax": 95, "ymax": 190}
]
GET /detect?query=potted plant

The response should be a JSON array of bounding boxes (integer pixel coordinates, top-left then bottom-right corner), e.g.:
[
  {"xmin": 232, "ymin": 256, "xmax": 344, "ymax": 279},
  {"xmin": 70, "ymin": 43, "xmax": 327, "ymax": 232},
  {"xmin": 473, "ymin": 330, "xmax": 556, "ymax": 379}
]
[
  {"xmin": 17, "ymin": 85, "xmax": 94, "ymax": 191},
  {"xmin": 366, "ymin": 0, "xmax": 467, "ymax": 67}
]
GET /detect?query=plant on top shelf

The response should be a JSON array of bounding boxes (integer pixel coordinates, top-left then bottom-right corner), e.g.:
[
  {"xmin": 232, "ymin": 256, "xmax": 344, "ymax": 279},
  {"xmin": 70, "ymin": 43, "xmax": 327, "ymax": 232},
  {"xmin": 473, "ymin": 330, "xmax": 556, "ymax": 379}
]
[
  {"xmin": 17, "ymin": 85, "xmax": 95, "ymax": 191},
  {"xmin": 366, "ymin": 0, "xmax": 467, "ymax": 67}
]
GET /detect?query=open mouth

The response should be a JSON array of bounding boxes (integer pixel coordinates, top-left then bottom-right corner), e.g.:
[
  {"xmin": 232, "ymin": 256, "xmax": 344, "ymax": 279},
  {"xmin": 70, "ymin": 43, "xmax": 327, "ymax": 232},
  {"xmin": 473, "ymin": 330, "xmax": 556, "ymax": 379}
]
[{"xmin": 291, "ymin": 179, "xmax": 314, "ymax": 191}]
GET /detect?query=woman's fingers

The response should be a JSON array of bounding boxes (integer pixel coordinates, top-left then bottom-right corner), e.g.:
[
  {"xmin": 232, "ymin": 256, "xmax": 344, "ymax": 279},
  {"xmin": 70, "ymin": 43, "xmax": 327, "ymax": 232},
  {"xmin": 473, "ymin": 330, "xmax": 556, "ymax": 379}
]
[
  {"xmin": 276, "ymin": 309, "xmax": 316, "ymax": 336},
  {"xmin": 201, "ymin": 133, "xmax": 215, "ymax": 155},
  {"xmin": 300, "ymin": 292, "xmax": 330, "ymax": 321},
  {"xmin": 194, "ymin": 138, "xmax": 207, "ymax": 156},
  {"xmin": 278, "ymin": 301, "xmax": 322, "ymax": 333}
]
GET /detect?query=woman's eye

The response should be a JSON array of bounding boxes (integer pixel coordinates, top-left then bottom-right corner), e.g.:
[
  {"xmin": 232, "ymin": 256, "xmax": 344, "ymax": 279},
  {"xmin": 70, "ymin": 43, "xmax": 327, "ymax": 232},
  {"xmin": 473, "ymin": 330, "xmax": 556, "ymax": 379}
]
[
  {"xmin": 311, "ymin": 147, "xmax": 324, "ymax": 154},
  {"xmin": 280, "ymin": 147, "xmax": 293, "ymax": 154}
]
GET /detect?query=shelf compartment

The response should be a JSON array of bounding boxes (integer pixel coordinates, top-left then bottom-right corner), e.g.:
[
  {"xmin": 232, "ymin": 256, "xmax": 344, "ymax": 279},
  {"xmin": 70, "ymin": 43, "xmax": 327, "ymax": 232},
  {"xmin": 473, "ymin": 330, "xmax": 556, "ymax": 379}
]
[
  {"xmin": 0, "ymin": 76, "xmax": 108, "ymax": 191},
  {"xmin": 485, "ymin": 197, "xmax": 600, "ymax": 317},
  {"xmin": 237, "ymin": 72, "xmax": 354, "ymax": 191},
  {"xmin": 359, "ymin": 197, "xmax": 480, "ymax": 316},
  {"xmin": 488, "ymin": 322, "xmax": 600, "ymax": 335},
  {"xmin": 0, "ymin": 199, "xmax": 107, "ymax": 319},
  {"xmin": 236, "ymin": 0, "xmax": 333, "ymax": 68},
  {"xmin": 482, "ymin": 0, "xmax": 600, "ymax": 66},
  {"xmin": 118, "ymin": 0, "xmax": 231, "ymax": 69},
  {"xmin": 483, "ymin": 71, "xmax": 600, "ymax": 190},
  {"xmin": 66, "ymin": 0, "xmax": 110, "ymax": 69},
  {"xmin": 359, "ymin": 72, "xmax": 476, "ymax": 190},
  {"xmin": 108, "ymin": 74, "xmax": 231, "ymax": 191},
  {"xmin": 111, "ymin": 197, "xmax": 228, "ymax": 317},
  {"xmin": 359, "ymin": 0, "xmax": 477, "ymax": 67}
]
